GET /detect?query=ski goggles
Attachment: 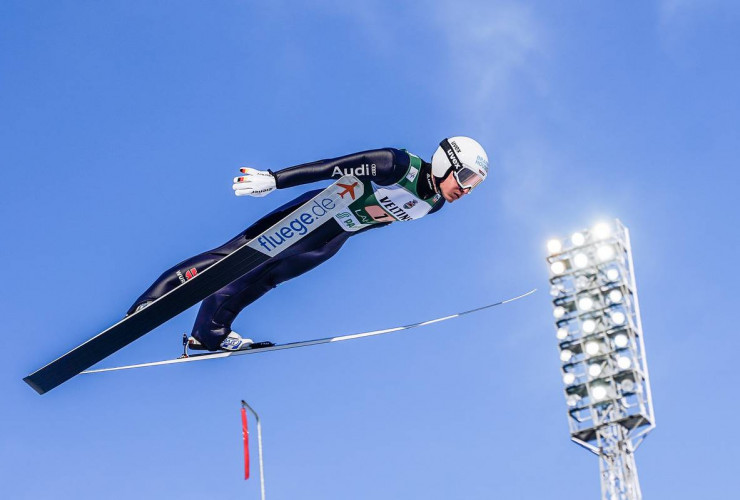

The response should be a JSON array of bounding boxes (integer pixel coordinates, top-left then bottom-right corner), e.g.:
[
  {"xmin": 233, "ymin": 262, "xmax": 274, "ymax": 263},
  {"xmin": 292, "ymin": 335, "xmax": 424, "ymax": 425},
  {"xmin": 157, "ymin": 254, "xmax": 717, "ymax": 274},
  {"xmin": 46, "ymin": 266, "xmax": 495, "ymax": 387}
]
[{"xmin": 439, "ymin": 139, "xmax": 486, "ymax": 190}]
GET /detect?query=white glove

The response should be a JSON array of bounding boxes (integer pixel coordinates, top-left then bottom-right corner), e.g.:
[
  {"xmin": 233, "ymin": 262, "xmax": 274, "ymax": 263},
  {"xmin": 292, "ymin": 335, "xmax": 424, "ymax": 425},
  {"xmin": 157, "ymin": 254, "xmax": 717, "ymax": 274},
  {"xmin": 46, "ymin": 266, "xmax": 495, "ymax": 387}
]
[{"xmin": 232, "ymin": 167, "xmax": 277, "ymax": 197}]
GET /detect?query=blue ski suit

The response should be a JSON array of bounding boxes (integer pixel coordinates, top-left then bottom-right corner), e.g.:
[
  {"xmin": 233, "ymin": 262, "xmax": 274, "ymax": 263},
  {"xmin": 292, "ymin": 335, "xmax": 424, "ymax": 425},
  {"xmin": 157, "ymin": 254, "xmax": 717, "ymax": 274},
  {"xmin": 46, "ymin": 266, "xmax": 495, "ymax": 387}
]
[{"xmin": 128, "ymin": 148, "xmax": 445, "ymax": 350}]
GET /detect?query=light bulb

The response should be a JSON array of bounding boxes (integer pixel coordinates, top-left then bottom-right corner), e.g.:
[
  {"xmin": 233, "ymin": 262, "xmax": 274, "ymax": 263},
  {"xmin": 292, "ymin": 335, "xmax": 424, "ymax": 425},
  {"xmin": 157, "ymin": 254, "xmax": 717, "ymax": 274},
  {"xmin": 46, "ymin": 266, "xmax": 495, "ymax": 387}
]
[
  {"xmin": 611, "ymin": 311, "xmax": 626, "ymax": 325},
  {"xmin": 550, "ymin": 283, "xmax": 566, "ymax": 297},
  {"xmin": 593, "ymin": 223, "xmax": 611, "ymax": 239},
  {"xmin": 620, "ymin": 378, "xmax": 636, "ymax": 393},
  {"xmin": 551, "ymin": 261, "xmax": 566, "ymax": 275},
  {"xmin": 582, "ymin": 319, "xmax": 596, "ymax": 333},
  {"xmin": 547, "ymin": 239, "xmax": 563, "ymax": 254},
  {"xmin": 585, "ymin": 341, "xmax": 600, "ymax": 356},
  {"xmin": 614, "ymin": 334, "xmax": 629, "ymax": 348},
  {"xmin": 578, "ymin": 297, "xmax": 594, "ymax": 311},
  {"xmin": 597, "ymin": 245, "xmax": 615, "ymax": 262},
  {"xmin": 592, "ymin": 385, "xmax": 608, "ymax": 401},
  {"xmin": 617, "ymin": 356, "xmax": 632, "ymax": 370},
  {"xmin": 574, "ymin": 253, "xmax": 589, "ymax": 268}
]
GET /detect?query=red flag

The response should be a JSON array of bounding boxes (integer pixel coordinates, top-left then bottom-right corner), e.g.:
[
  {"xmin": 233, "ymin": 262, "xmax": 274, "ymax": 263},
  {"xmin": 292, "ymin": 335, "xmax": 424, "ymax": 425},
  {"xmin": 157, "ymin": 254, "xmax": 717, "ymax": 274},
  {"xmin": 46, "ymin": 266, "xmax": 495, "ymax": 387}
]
[{"xmin": 241, "ymin": 407, "xmax": 250, "ymax": 480}]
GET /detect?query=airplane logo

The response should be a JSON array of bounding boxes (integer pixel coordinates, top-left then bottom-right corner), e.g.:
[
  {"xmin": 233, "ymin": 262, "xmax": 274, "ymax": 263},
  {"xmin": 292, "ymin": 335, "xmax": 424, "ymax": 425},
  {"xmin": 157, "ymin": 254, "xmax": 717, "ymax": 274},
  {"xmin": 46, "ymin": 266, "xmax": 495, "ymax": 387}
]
[{"xmin": 337, "ymin": 182, "xmax": 359, "ymax": 200}]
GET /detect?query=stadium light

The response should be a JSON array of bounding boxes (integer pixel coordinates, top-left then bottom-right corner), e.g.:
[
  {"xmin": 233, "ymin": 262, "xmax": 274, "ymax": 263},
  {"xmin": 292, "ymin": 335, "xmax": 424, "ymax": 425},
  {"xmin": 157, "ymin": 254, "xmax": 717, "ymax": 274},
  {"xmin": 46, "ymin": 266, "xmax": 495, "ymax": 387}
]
[
  {"xmin": 548, "ymin": 239, "xmax": 563, "ymax": 254},
  {"xmin": 546, "ymin": 219, "xmax": 655, "ymax": 500}
]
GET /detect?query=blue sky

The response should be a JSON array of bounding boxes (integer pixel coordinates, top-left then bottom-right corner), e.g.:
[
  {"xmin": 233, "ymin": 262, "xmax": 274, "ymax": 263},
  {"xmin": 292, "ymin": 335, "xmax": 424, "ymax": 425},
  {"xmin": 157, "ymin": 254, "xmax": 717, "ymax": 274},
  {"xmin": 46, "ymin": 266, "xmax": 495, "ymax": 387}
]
[{"xmin": 2, "ymin": 1, "xmax": 739, "ymax": 498}]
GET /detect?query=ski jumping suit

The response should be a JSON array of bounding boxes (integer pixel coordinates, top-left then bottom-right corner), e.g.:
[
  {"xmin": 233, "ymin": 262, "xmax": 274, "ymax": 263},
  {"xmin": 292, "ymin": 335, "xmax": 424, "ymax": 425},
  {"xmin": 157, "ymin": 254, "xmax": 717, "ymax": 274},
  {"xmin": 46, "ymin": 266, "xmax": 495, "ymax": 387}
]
[{"xmin": 128, "ymin": 148, "xmax": 446, "ymax": 350}]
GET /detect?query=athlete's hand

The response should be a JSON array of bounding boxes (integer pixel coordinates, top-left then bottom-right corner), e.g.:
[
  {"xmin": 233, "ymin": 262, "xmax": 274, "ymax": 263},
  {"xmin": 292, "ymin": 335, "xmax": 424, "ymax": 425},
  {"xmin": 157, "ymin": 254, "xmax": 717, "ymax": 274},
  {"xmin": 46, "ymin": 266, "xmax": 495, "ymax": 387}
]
[{"xmin": 232, "ymin": 168, "xmax": 277, "ymax": 197}]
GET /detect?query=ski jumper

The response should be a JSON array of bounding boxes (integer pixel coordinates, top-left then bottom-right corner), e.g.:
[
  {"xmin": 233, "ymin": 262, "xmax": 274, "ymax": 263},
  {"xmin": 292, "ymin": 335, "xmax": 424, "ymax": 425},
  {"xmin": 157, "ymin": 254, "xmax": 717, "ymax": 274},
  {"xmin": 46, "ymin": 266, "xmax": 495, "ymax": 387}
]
[{"xmin": 128, "ymin": 148, "xmax": 446, "ymax": 350}]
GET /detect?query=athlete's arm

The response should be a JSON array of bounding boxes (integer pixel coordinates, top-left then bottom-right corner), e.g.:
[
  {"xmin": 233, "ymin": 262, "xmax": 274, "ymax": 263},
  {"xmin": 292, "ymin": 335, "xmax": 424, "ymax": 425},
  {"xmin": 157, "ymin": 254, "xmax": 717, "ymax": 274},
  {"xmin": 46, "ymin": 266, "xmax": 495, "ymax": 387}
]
[{"xmin": 271, "ymin": 148, "xmax": 410, "ymax": 189}]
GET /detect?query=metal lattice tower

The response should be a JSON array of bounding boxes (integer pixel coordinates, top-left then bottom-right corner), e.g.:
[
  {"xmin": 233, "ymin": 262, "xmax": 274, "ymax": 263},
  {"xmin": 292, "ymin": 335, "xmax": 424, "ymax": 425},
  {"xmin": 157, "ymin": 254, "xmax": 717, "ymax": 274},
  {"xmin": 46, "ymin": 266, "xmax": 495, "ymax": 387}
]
[{"xmin": 546, "ymin": 220, "xmax": 655, "ymax": 500}]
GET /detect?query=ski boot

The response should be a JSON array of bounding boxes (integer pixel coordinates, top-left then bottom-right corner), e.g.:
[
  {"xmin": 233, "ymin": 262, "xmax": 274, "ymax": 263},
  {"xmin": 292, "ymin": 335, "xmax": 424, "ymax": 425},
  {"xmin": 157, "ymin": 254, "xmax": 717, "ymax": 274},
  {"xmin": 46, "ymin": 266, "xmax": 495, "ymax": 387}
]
[{"xmin": 186, "ymin": 331, "xmax": 254, "ymax": 352}]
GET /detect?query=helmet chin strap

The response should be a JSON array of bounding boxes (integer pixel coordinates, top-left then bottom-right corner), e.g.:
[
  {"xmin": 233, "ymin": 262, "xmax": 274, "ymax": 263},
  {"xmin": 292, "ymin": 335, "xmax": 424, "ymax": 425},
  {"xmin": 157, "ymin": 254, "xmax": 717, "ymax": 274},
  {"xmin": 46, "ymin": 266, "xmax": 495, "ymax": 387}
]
[{"xmin": 432, "ymin": 173, "xmax": 442, "ymax": 194}]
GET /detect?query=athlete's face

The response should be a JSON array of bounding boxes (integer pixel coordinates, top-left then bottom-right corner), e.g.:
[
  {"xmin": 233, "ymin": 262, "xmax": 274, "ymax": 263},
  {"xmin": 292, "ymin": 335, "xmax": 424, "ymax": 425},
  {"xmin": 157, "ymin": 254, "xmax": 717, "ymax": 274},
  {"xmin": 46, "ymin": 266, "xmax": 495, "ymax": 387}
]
[{"xmin": 440, "ymin": 173, "xmax": 471, "ymax": 203}]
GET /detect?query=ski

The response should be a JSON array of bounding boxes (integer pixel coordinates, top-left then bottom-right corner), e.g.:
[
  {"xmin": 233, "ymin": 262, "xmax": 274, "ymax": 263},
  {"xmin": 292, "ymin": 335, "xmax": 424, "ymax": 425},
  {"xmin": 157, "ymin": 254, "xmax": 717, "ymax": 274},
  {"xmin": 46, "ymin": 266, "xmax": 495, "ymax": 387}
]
[
  {"xmin": 23, "ymin": 176, "xmax": 365, "ymax": 395},
  {"xmin": 81, "ymin": 289, "xmax": 536, "ymax": 375}
]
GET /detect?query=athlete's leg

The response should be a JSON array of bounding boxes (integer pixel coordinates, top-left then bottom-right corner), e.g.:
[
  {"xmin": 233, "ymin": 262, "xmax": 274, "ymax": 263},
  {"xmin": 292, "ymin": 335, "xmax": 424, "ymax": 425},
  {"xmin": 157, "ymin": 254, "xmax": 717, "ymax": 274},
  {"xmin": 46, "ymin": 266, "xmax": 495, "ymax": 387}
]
[
  {"xmin": 125, "ymin": 253, "xmax": 223, "ymax": 315},
  {"xmin": 126, "ymin": 189, "xmax": 323, "ymax": 315},
  {"xmin": 191, "ymin": 229, "xmax": 351, "ymax": 350}
]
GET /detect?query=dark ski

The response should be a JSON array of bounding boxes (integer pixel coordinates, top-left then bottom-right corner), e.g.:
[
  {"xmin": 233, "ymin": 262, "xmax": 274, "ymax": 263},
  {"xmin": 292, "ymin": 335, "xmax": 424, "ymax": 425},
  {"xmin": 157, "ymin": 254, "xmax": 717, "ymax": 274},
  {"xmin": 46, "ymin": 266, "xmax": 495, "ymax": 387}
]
[{"xmin": 23, "ymin": 176, "xmax": 363, "ymax": 394}]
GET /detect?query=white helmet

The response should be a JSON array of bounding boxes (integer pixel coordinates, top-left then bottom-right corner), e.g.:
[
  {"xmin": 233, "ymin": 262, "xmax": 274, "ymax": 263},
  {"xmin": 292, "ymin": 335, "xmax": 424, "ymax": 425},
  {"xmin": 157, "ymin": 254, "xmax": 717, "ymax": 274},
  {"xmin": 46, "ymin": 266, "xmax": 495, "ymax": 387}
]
[{"xmin": 431, "ymin": 136, "xmax": 489, "ymax": 190}]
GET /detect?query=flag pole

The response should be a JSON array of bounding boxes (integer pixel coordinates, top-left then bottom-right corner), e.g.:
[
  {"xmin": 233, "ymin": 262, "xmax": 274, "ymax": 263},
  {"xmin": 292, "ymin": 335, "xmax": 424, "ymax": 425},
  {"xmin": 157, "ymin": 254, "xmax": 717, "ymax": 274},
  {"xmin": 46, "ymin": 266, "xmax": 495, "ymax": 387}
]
[{"xmin": 241, "ymin": 399, "xmax": 266, "ymax": 500}]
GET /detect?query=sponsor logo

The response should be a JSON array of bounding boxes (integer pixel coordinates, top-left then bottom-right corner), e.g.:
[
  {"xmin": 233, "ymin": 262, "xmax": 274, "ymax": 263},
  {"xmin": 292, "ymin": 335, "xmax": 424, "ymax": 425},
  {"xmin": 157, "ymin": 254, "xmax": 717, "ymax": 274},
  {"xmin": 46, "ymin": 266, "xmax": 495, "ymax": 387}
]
[
  {"xmin": 445, "ymin": 147, "xmax": 462, "ymax": 170},
  {"xmin": 354, "ymin": 209, "xmax": 372, "ymax": 224},
  {"xmin": 335, "ymin": 211, "xmax": 356, "ymax": 229},
  {"xmin": 332, "ymin": 164, "xmax": 376, "ymax": 178},
  {"xmin": 221, "ymin": 336, "xmax": 241, "ymax": 349},
  {"xmin": 405, "ymin": 167, "xmax": 418, "ymax": 182},
  {"xmin": 424, "ymin": 172, "xmax": 435, "ymax": 191},
  {"xmin": 175, "ymin": 268, "xmax": 197, "ymax": 284},
  {"xmin": 476, "ymin": 155, "xmax": 489, "ymax": 172},
  {"xmin": 451, "ymin": 140, "xmax": 462, "ymax": 153},
  {"xmin": 337, "ymin": 182, "xmax": 359, "ymax": 199},
  {"xmin": 433, "ymin": 194, "xmax": 441, "ymax": 203},
  {"xmin": 379, "ymin": 196, "xmax": 413, "ymax": 221},
  {"xmin": 253, "ymin": 197, "xmax": 337, "ymax": 254},
  {"xmin": 371, "ymin": 184, "xmax": 433, "ymax": 221},
  {"xmin": 334, "ymin": 210, "xmax": 366, "ymax": 232}
]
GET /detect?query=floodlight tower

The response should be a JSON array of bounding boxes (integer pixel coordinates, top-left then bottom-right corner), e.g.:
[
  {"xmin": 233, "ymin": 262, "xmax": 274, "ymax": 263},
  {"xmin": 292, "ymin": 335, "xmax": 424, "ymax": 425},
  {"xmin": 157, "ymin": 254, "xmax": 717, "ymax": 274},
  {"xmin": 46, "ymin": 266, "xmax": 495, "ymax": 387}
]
[{"xmin": 545, "ymin": 219, "xmax": 655, "ymax": 500}]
